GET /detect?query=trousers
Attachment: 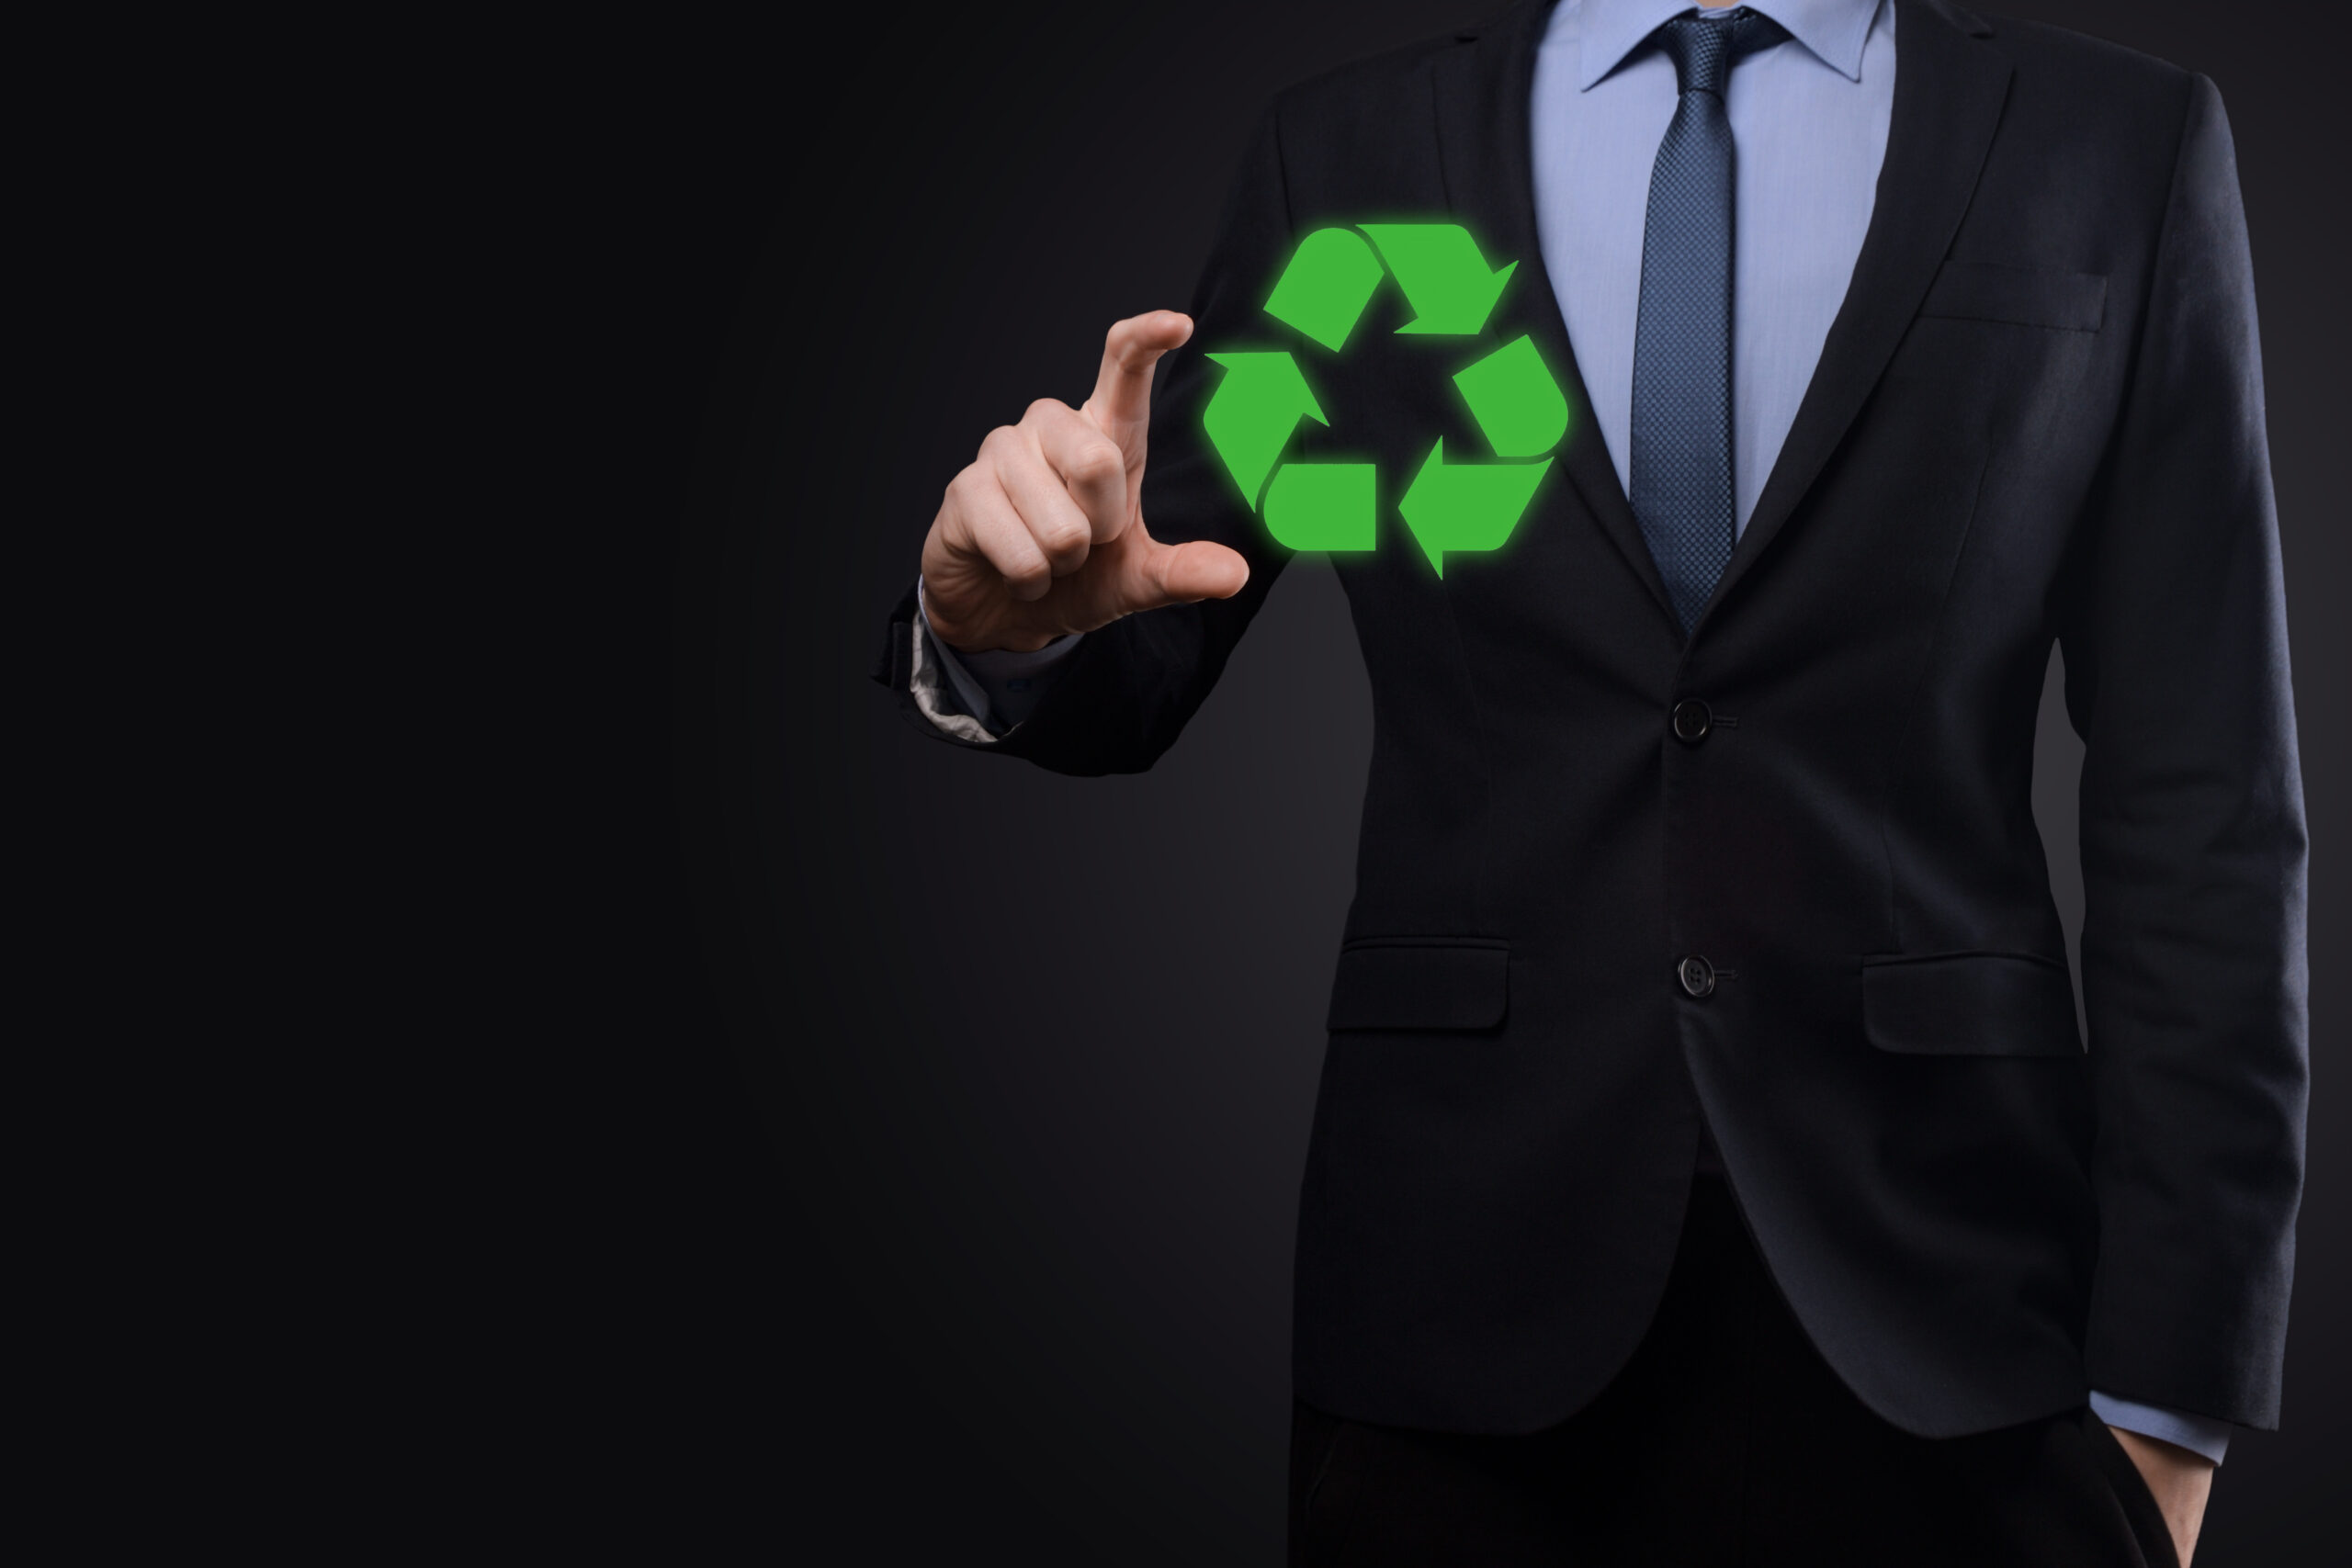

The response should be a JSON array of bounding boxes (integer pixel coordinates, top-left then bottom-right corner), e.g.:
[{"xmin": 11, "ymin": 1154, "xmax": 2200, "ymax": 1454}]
[{"xmin": 1288, "ymin": 1174, "xmax": 2178, "ymax": 1566}]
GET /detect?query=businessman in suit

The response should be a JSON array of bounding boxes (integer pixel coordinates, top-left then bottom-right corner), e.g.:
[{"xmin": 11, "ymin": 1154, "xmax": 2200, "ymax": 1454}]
[{"xmin": 872, "ymin": 0, "xmax": 2308, "ymax": 1562}]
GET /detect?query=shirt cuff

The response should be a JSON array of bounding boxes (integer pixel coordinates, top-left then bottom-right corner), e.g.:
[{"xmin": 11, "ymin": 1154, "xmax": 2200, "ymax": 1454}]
[
  {"xmin": 2088, "ymin": 1391, "xmax": 2232, "ymax": 1466},
  {"xmin": 914, "ymin": 578, "xmax": 1082, "ymax": 732}
]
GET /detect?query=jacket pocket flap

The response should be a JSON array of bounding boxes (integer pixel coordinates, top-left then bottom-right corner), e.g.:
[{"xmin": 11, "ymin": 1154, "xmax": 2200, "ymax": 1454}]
[
  {"xmin": 1328, "ymin": 940, "xmax": 1509, "ymax": 1031},
  {"xmin": 1862, "ymin": 952, "xmax": 2084, "ymax": 1056},
  {"xmin": 1917, "ymin": 260, "xmax": 2107, "ymax": 332}
]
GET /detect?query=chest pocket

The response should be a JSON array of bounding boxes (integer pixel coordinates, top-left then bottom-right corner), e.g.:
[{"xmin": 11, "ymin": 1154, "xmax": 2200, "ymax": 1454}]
[{"xmin": 1917, "ymin": 260, "xmax": 2107, "ymax": 333}]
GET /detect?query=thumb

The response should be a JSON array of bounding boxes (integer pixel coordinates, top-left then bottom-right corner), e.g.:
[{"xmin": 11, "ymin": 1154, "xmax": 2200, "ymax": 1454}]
[{"xmin": 1125, "ymin": 537, "xmax": 1250, "ymax": 613}]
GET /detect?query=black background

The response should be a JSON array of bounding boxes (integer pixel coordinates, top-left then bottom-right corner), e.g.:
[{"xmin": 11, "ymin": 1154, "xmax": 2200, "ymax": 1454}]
[{"xmin": 549, "ymin": 1, "xmax": 2344, "ymax": 1558}]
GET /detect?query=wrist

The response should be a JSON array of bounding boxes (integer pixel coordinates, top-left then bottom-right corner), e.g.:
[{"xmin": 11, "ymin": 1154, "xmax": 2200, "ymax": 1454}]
[
  {"xmin": 914, "ymin": 572, "xmax": 1061, "ymax": 656},
  {"xmin": 2106, "ymin": 1425, "xmax": 2213, "ymax": 1567}
]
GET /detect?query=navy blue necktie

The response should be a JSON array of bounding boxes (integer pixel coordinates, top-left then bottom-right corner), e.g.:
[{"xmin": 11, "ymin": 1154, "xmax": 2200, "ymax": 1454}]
[{"xmin": 1628, "ymin": 8, "xmax": 1789, "ymax": 637}]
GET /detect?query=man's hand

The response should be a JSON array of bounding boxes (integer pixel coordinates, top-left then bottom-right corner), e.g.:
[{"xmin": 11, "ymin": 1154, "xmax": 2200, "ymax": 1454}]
[
  {"xmin": 920, "ymin": 310, "xmax": 1251, "ymax": 655},
  {"xmin": 2107, "ymin": 1425, "xmax": 2214, "ymax": 1566}
]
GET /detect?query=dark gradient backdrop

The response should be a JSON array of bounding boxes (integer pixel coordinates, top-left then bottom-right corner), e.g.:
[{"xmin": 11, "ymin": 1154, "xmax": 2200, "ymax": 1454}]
[{"xmin": 594, "ymin": 1, "xmax": 2345, "ymax": 1559}]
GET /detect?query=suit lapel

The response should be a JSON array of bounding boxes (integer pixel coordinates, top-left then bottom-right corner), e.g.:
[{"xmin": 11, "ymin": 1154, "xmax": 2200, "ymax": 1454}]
[
  {"xmin": 1692, "ymin": 0, "xmax": 2012, "ymax": 638},
  {"xmin": 1430, "ymin": 0, "xmax": 1680, "ymax": 627},
  {"xmin": 1432, "ymin": 0, "xmax": 2013, "ymax": 643}
]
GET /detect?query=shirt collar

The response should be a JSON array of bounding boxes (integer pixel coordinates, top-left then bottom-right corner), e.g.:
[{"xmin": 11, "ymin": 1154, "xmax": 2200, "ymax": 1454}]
[{"xmin": 1575, "ymin": 0, "xmax": 1880, "ymax": 90}]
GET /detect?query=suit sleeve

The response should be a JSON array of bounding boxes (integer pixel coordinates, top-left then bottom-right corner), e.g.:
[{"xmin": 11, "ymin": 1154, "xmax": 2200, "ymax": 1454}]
[
  {"xmin": 2059, "ymin": 73, "xmax": 2309, "ymax": 1432},
  {"xmin": 869, "ymin": 103, "xmax": 1301, "ymax": 774}
]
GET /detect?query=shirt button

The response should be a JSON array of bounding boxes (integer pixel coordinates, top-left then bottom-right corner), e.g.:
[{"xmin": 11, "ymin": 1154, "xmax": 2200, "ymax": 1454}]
[
  {"xmin": 1677, "ymin": 954, "xmax": 1717, "ymax": 998},
  {"xmin": 1671, "ymin": 699, "xmax": 1713, "ymax": 743}
]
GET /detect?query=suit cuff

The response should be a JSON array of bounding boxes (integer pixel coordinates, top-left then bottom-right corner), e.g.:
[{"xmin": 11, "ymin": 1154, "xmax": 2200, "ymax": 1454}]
[
  {"xmin": 914, "ymin": 578, "xmax": 1082, "ymax": 734},
  {"xmin": 2088, "ymin": 1391, "xmax": 2232, "ymax": 1465}
]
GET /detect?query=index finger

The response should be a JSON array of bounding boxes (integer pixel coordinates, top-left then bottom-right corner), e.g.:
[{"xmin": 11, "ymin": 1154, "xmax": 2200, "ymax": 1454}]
[{"xmin": 1085, "ymin": 310, "xmax": 1192, "ymax": 432}]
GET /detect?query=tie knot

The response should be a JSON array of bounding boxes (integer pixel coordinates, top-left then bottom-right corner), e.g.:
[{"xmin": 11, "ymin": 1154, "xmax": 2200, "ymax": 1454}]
[{"xmin": 1657, "ymin": 7, "xmax": 1789, "ymax": 98}]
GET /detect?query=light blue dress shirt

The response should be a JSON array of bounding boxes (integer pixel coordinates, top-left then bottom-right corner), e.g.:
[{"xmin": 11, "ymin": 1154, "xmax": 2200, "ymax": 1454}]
[
  {"xmin": 916, "ymin": 0, "xmax": 2230, "ymax": 1467},
  {"xmin": 1533, "ymin": 0, "xmax": 1892, "ymax": 538}
]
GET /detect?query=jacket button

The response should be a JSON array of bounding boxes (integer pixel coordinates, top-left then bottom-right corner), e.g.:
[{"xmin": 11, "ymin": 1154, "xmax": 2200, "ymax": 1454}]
[
  {"xmin": 1670, "ymin": 699, "xmax": 1713, "ymax": 742},
  {"xmin": 1677, "ymin": 954, "xmax": 1716, "ymax": 998}
]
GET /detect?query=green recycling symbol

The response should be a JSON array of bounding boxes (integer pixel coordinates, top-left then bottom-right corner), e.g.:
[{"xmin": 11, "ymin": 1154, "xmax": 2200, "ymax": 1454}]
[{"xmin": 1202, "ymin": 223, "xmax": 1569, "ymax": 578}]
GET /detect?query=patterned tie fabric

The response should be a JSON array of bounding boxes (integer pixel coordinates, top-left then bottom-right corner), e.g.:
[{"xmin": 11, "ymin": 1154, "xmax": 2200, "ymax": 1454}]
[{"xmin": 1628, "ymin": 7, "xmax": 1790, "ymax": 637}]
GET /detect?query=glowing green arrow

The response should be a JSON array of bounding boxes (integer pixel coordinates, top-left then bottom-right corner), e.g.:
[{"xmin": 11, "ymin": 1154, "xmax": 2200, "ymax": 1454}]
[
  {"xmin": 1203, "ymin": 351, "xmax": 1327, "ymax": 508},
  {"xmin": 1359, "ymin": 224, "xmax": 1517, "ymax": 335},
  {"xmin": 1397, "ymin": 439, "xmax": 1551, "ymax": 578},
  {"xmin": 1264, "ymin": 229, "xmax": 1385, "ymax": 353},
  {"xmin": 1264, "ymin": 462, "xmax": 1376, "ymax": 550},
  {"xmin": 1452, "ymin": 334, "xmax": 1569, "ymax": 457}
]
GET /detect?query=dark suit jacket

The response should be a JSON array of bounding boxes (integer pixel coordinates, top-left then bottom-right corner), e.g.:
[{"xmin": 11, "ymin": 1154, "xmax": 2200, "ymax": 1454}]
[{"xmin": 875, "ymin": 0, "xmax": 2308, "ymax": 1438}]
